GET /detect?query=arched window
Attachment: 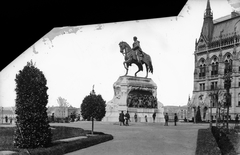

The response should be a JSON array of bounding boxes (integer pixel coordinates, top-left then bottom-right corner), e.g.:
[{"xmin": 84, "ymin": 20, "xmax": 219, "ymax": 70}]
[
  {"xmin": 199, "ymin": 59, "xmax": 206, "ymax": 78},
  {"xmin": 224, "ymin": 54, "xmax": 232, "ymax": 74},
  {"xmin": 224, "ymin": 93, "xmax": 232, "ymax": 107},
  {"xmin": 211, "ymin": 57, "xmax": 218, "ymax": 76}
]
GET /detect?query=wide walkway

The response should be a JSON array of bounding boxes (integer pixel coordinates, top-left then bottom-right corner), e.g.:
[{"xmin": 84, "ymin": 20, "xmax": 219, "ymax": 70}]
[{"xmin": 50, "ymin": 121, "xmax": 209, "ymax": 155}]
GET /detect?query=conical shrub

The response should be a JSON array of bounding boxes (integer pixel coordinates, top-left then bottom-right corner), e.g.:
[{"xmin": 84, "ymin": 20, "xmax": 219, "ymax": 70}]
[{"xmin": 14, "ymin": 61, "xmax": 52, "ymax": 148}]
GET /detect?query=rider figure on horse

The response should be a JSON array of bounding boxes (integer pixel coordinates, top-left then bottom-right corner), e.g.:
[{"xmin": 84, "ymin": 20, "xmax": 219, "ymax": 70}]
[{"xmin": 132, "ymin": 36, "xmax": 143, "ymax": 63}]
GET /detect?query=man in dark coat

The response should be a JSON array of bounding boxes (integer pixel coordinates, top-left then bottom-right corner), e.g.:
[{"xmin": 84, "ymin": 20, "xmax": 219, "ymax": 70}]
[
  {"xmin": 152, "ymin": 112, "xmax": 156, "ymax": 123},
  {"xmin": 134, "ymin": 113, "xmax": 138, "ymax": 122},
  {"xmin": 125, "ymin": 111, "xmax": 130, "ymax": 126},
  {"xmin": 119, "ymin": 111, "xmax": 125, "ymax": 126},
  {"xmin": 174, "ymin": 113, "xmax": 178, "ymax": 126},
  {"xmin": 164, "ymin": 113, "xmax": 169, "ymax": 126}
]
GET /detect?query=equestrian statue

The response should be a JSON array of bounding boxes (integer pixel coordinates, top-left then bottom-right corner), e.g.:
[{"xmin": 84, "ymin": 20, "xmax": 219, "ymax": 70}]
[{"xmin": 119, "ymin": 36, "xmax": 153, "ymax": 78}]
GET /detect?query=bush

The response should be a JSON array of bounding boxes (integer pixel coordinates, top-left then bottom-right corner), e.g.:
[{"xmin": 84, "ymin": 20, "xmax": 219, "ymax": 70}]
[
  {"xmin": 81, "ymin": 94, "xmax": 106, "ymax": 121},
  {"xmin": 14, "ymin": 61, "xmax": 52, "ymax": 148},
  {"xmin": 195, "ymin": 128, "xmax": 221, "ymax": 155},
  {"xmin": 211, "ymin": 126, "xmax": 237, "ymax": 155},
  {"xmin": 81, "ymin": 94, "xmax": 106, "ymax": 134}
]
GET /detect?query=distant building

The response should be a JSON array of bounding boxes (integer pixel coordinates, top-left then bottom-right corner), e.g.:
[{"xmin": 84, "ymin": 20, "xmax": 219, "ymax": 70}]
[
  {"xmin": 189, "ymin": 0, "xmax": 240, "ymax": 121},
  {"xmin": 47, "ymin": 106, "xmax": 80, "ymax": 118},
  {"xmin": 163, "ymin": 105, "xmax": 188, "ymax": 121},
  {"xmin": 0, "ymin": 107, "xmax": 16, "ymax": 123}
]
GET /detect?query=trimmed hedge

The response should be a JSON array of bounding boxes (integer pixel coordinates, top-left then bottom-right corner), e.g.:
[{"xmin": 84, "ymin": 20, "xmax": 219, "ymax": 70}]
[
  {"xmin": 195, "ymin": 128, "xmax": 221, "ymax": 155},
  {"xmin": 0, "ymin": 126, "xmax": 85, "ymax": 150},
  {"xmin": 1, "ymin": 126, "xmax": 113, "ymax": 155},
  {"xmin": 211, "ymin": 126, "xmax": 237, "ymax": 155},
  {"xmin": 19, "ymin": 133, "xmax": 113, "ymax": 155}
]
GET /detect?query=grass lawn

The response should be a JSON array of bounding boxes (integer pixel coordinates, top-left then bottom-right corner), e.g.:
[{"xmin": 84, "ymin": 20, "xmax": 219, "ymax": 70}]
[
  {"xmin": 0, "ymin": 126, "xmax": 86, "ymax": 151},
  {"xmin": 0, "ymin": 126, "xmax": 113, "ymax": 155},
  {"xmin": 211, "ymin": 126, "xmax": 240, "ymax": 155},
  {"xmin": 195, "ymin": 128, "xmax": 221, "ymax": 155}
]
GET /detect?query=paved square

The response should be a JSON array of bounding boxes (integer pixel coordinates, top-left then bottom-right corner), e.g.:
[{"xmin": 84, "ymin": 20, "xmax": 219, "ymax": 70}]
[{"xmin": 51, "ymin": 122, "xmax": 209, "ymax": 155}]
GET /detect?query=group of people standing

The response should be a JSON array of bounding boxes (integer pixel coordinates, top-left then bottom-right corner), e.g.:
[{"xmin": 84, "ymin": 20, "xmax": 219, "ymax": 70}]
[
  {"xmin": 119, "ymin": 111, "xmax": 130, "ymax": 126},
  {"xmin": 119, "ymin": 111, "xmax": 157, "ymax": 125},
  {"xmin": 164, "ymin": 113, "xmax": 178, "ymax": 126}
]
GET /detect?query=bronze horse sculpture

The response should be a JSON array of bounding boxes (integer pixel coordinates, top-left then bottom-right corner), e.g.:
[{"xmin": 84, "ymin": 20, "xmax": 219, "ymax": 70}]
[{"xmin": 119, "ymin": 41, "xmax": 153, "ymax": 78}]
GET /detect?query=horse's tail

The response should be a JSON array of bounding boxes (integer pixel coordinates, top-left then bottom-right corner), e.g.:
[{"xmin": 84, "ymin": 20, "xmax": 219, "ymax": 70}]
[
  {"xmin": 149, "ymin": 58, "xmax": 153, "ymax": 73},
  {"xmin": 142, "ymin": 52, "xmax": 153, "ymax": 74}
]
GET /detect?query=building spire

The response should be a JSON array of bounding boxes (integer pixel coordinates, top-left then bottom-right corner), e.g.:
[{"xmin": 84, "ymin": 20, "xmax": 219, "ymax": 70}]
[
  {"xmin": 204, "ymin": 0, "xmax": 213, "ymax": 18},
  {"xmin": 201, "ymin": 0, "xmax": 213, "ymax": 42},
  {"xmin": 206, "ymin": 0, "xmax": 211, "ymax": 10},
  {"xmin": 195, "ymin": 38, "xmax": 198, "ymax": 50}
]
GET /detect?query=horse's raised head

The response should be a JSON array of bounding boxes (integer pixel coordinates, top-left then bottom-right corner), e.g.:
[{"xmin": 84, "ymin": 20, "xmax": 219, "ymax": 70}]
[{"xmin": 119, "ymin": 41, "xmax": 125, "ymax": 54}]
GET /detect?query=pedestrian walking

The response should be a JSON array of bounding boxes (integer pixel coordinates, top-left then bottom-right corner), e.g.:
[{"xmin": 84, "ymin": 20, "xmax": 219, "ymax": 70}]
[
  {"xmin": 152, "ymin": 112, "xmax": 156, "ymax": 123},
  {"xmin": 174, "ymin": 113, "xmax": 178, "ymax": 126},
  {"xmin": 164, "ymin": 113, "xmax": 169, "ymax": 126},
  {"xmin": 119, "ymin": 111, "xmax": 125, "ymax": 126},
  {"xmin": 5, "ymin": 116, "xmax": 8, "ymax": 123},
  {"xmin": 235, "ymin": 114, "xmax": 239, "ymax": 126},
  {"xmin": 134, "ymin": 113, "xmax": 137, "ymax": 122},
  {"xmin": 119, "ymin": 113, "xmax": 121, "ymax": 125},
  {"xmin": 145, "ymin": 115, "xmax": 148, "ymax": 122},
  {"xmin": 125, "ymin": 111, "xmax": 130, "ymax": 126},
  {"xmin": 51, "ymin": 113, "xmax": 55, "ymax": 122}
]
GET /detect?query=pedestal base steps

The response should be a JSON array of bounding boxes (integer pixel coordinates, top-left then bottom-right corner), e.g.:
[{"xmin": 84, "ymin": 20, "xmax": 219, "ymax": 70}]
[{"xmin": 103, "ymin": 107, "xmax": 164, "ymax": 123}]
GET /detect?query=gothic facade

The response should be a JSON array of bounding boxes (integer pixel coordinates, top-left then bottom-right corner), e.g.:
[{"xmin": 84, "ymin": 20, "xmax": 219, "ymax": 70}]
[{"xmin": 189, "ymin": 0, "xmax": 240, "ymax": 120}]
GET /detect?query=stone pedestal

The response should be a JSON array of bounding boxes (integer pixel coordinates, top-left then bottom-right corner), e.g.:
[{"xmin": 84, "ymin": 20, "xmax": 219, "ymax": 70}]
[{"xmin": 102, "ymin": 76, "xmax": 164, "ymax": 122}]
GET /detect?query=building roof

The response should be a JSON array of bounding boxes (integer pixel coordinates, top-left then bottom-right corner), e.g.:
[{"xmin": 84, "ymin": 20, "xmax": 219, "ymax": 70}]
[
  {"xmin": 164, "ymin": 105, "xmax": 188, "ymax": 110},
  {"xmin": 213, "ymin": 15, "xmax": 232, "ymax": 23},
  {"xmin": 198, "ymin": 0, "xmax": 240, "ymax": 45},
  {"xmin": 1, "ymin": 110, "xmax": 14, "ymax": 115},
  {"xmin": 211, "ymin": 14, "xmax": 240, "ymax": 42}
]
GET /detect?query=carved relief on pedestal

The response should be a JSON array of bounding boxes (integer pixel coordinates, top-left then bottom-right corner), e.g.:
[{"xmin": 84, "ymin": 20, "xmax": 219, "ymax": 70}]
[
  {"xmin": 103, "ymin": 76, "xmax": 164, "ymax": 122},
  {"xmin": 106, "ymin": 76, "xmax": 160, "ymax": 109}
]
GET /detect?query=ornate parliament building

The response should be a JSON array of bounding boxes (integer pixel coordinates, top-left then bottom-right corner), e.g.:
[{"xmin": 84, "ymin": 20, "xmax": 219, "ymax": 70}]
[{"xmin": 189, "ymin": 0, "xmax": 240, "ymax": 121}]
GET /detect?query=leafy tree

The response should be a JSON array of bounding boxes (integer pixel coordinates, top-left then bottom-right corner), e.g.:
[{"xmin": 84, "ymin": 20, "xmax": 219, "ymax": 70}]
[
  {"xmin": 57, "ymin": 96, "xmax": 69, "ymax": 120},
  {"xmin": 57, "ymin": 97, "xmax": 70, "ymax": 107},
  {"xmin": 14, "ymin": 61, "xmax": 52, "ymax": 148},
  {"xmin": 81, "ymin": 94, "xmax": 106, "ymax": 134}
]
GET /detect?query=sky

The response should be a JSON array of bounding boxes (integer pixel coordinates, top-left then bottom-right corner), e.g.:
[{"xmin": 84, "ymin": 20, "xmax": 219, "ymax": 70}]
[{"xmin": 0, "ymin": 0, "xmax": 236, "ymax": 108}]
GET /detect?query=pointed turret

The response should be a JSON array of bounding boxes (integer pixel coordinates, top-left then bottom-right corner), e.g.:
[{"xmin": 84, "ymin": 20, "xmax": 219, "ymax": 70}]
[
  {"xmin": 187, "ymin": 94, "xmax": 191, "ymax": 107},
  {"xmin": 195, "ymin": 38, "xmax": 198, "ymax": 50},
  {"xmin": 205, "ymin": 0, "xmax": 212, "ymax": 18},
  {"xmin": 201, "ymin": 0, "xmax": 214, "ymax": 43}
]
